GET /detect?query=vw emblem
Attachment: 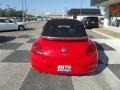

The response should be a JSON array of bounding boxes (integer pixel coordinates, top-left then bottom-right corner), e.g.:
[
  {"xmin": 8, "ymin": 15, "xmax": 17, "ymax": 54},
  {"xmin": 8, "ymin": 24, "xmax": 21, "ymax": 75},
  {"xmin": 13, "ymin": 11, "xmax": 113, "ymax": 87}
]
[{"xmin": 61, "ymin": 47, "xmax": 68, "ymax": 53}]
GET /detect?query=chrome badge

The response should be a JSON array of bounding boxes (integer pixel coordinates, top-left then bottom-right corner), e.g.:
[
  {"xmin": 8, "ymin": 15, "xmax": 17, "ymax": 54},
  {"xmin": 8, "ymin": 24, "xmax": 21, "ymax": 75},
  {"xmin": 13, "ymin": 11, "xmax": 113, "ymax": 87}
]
[{"xmin": 61, "ymin": 47, "xmax": 68, "ymax": 53}]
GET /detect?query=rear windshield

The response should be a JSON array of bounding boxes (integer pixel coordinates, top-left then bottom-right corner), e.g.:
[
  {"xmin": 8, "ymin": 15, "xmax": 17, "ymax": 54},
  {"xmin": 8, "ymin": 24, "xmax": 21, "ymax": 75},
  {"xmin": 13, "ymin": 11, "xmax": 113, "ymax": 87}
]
[
  {"xmin": 42, "ymin": 19, "xmax": 87, "ymax": 37},
  {"xmin": 87, "ymin": 17, "xmax": 98, "ymax": 21}
]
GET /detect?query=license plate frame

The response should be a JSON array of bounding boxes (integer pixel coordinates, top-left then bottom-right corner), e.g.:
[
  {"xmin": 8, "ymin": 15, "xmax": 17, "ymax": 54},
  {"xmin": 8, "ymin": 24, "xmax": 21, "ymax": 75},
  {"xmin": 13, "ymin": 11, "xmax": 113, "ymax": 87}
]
[{"xmin": 57, "ymin": 65, "xmax": 72, "ymax": 72}]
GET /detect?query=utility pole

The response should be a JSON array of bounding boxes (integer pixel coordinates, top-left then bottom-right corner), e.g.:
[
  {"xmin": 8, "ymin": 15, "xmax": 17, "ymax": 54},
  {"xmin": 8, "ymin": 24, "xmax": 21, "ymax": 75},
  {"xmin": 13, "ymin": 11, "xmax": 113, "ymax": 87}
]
[
  {"xmin": 14, "ymin": 7, "xmax": 16, "ymax": 17},
  {"xmin": 22, "ymin": 0, "xmax": 24, "ymax": 22},
  {"xmin": 0, "ymin": 4, "xmax": 2, "ymax": 17},
  {"xmin": 25, "ymin": 0, "xmax": 28, "ymax": 21},
  {"xmin": 63, "ymin": 12, "xmax": 65, "ymax": 19},
  {"xmin": 80, "ymin": 0, "xmax": 82, "ymax": 21},
  {"xmin": 22, "ymin": 0, "xmax": 27, "ymax": 21},
  {"xmin": 6, "ymin": 5, "xmax": 10, "ymax": 18},
  {"xmin": 25, "ymin": 0, "xmax": 27, "ymax": 14}
]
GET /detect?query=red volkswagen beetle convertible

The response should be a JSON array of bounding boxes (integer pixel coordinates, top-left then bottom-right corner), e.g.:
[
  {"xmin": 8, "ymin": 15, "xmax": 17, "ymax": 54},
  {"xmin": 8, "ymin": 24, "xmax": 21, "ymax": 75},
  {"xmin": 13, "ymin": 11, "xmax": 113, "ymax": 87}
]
[{"xmin": 30, "ymin": 19, "xmax": 98, "ymax": 75}]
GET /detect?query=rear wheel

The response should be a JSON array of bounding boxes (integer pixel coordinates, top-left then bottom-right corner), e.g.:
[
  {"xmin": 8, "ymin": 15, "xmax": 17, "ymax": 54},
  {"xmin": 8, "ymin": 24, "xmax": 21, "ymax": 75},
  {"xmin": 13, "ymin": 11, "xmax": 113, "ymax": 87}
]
[{"xmin": 18, "ymin": 25, "xmax": 25, "ymax": 31}]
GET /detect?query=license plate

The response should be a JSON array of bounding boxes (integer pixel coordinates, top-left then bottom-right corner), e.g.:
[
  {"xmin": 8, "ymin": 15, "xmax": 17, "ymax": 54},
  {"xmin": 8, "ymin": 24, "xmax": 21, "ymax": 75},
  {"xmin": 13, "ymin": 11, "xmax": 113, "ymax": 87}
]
[
  {"xmin": 57, "ymin": 65, "xmax": 71, "ymax": 72},
  {"xmin": 92, "ymin": 22, "xmax": 95, "ymax": 23}
]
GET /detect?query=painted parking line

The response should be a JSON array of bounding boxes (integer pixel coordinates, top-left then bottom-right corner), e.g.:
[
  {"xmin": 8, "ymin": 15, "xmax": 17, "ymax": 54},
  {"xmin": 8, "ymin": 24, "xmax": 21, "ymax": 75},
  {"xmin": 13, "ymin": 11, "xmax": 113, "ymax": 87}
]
[
  {"xmin": 0, "ymin": 63, "xmax": 30, "ymax": 90},
  {"xmin": 72, "ymin": 66, "xmax": 120, "ymax": 90},
  {"xmin": 19, "ymin": 69, "xmax": 74, "ymax": 90}
]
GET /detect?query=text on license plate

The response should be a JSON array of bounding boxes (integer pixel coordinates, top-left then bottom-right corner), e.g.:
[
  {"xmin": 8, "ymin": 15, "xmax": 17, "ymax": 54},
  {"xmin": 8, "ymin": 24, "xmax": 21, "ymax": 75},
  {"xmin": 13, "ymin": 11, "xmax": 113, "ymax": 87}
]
[{"xmin": 57, "ymin": 65, "xmax": 71, "ymax": 72}]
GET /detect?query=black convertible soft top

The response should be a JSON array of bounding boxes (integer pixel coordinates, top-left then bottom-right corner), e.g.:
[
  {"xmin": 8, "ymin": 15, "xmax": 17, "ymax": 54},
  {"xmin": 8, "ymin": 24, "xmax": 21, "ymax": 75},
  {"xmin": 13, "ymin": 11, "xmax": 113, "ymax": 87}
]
[{"xmin": 42, "ymin": 19, "xmax": 87, "ymax": 37}]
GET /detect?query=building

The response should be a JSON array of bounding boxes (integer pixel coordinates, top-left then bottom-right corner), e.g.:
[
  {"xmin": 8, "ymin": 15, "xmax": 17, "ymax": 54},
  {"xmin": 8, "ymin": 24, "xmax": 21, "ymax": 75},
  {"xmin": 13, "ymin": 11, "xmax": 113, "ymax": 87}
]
[
  {"xmin": 48, "ymin": 15, "xmax": 66, "ymax": 20},
  {"xmin": 67, "ymin": 8, "xmax": 101, "ymax": 21},
  {"xmin": 91, "ymin": 0, "xmax": 120, "ymax": 27}
]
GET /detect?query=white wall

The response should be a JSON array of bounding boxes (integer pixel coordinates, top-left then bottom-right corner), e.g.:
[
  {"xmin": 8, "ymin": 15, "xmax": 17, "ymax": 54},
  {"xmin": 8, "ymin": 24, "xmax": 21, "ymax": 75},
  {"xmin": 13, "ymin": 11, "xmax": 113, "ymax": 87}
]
[
  {"xmin": 77, "ymin": 16, "xmax": 85, "ymax": 21},
  {"xmin": 67, "ymin": 16, "xmax": 74, "ymax": 19},
  {"xmin": 68, "ymin": 15, "xmax": 99, "ymax": 21},
  {"xmin": 77, "ymin": 15, "xmax": 99, "ymax": 21},
  {"xmin": 104, "ymin": 6, "xmax": 109, "ymax": 27},
  {"xmin": 67, "ymin": 16, "xmax": 88, "ymax": 21}
]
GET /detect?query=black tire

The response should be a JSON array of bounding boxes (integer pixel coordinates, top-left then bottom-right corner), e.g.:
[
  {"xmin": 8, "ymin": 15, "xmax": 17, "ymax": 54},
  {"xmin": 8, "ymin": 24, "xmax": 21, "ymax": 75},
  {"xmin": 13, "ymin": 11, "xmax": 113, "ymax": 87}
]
[{"xmin": 18, "ymin": 25, "xmax": 25, "ymax": 31}]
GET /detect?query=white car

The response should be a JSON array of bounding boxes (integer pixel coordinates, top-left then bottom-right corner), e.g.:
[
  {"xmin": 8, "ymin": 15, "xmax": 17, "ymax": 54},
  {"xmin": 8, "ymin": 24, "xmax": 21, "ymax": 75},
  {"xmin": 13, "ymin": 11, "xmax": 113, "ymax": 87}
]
[{"xmin": 0, "ymin": 18, "xmax": 28, "ymax": 31}]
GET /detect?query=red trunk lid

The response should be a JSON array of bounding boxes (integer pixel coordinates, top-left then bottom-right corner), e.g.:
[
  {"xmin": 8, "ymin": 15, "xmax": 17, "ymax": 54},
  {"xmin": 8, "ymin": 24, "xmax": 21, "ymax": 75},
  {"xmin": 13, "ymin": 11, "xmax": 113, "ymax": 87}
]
[{"xmin": 38, "ymin": 36, "xmax": 89, "ymax": 60}]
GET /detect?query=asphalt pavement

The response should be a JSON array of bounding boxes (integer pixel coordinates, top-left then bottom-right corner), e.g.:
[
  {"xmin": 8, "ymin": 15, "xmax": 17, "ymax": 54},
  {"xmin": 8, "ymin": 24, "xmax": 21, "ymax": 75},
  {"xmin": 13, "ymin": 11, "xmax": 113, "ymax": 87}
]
[{"xmin": 0, "ymin": 21, "xmax": 120, "ymax": 90}]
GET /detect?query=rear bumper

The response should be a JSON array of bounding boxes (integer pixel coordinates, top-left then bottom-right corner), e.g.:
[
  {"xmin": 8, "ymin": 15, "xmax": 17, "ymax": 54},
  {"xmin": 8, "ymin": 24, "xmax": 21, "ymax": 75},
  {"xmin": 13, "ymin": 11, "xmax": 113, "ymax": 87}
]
[
  {"xmin": 30, "ymin": 53, "xmax": 98, "ymax": 75},
  {"xmin": 85, "ymin": 23, "xmax": 99, "ymax": 28}
]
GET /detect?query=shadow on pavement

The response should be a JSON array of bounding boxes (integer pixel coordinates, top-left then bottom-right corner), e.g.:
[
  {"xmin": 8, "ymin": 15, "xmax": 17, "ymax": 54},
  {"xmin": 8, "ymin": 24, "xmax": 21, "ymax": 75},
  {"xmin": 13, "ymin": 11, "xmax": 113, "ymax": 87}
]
[
  {"xmin": 85, "ymin": 42, "xmax": 109, "ymax": 76},
  {"xmin": 0, "ymin": 30, "xmax": 19, "ymax": 33},
  {"xmin": 25, "ymin": 28, "xmax": 36, "ymax": 31},
  {"xmin": 68, "ymin": 42, "xmax": 109, "ymax": 77},
  {"xmin": 0, "ymin": 36, "xmax": 16, "ymax": 43},
  {"xmin": 0, "ymin": 28, "xmax": 36, "ymax": 33}
]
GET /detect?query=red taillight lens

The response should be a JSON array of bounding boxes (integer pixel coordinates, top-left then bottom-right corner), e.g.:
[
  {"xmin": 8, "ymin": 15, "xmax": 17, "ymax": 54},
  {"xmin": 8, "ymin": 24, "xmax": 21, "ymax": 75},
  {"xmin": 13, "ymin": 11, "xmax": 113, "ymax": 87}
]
[
  {"xmin": 86, "ymin": 44, "xmax": 96, "ymax": 55},
  {"xmin": 32, "ymin": 43, "xmax": 43, "ymax": 54}
]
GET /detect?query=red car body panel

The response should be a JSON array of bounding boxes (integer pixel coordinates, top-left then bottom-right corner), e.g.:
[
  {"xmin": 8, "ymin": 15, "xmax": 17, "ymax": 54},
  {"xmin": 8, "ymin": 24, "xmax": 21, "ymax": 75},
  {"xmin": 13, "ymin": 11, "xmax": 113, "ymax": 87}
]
[{"xmin": 30, "ymin": 36, "xmax": 98, "ymax": 75}]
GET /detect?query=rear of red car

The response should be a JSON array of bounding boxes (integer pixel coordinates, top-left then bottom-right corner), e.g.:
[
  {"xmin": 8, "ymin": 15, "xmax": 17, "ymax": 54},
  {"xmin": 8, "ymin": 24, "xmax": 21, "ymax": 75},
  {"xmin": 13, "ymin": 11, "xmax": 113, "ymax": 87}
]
[{"xmin": 30, "ymin": 19, "xmax": 98, "ymax": 75}]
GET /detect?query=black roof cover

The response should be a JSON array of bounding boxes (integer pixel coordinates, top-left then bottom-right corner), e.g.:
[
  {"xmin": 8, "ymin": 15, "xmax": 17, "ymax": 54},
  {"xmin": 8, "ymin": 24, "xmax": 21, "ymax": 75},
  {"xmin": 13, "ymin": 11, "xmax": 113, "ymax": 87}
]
[
  {"xmin": 42, "ymin": 19, "xmax": 87, "ymax": 37},
  {"xmin": 68, "ymin": 8, "xmax": 101, "ymax": 16}
]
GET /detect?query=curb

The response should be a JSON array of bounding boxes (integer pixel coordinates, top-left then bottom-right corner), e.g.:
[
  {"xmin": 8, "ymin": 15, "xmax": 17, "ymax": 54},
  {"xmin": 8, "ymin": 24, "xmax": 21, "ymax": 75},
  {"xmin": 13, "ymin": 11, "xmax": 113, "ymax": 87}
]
[
  {"xmin": 25, "ymin": 21, "xmax": 41, "ymax": 24},
  {"xmin": 104, "ymin": 27, "xmax": 120, "ymax": 33},
  {"xmin": 92, "ymin": 29, "xmax": 116, "ymax": 39}
]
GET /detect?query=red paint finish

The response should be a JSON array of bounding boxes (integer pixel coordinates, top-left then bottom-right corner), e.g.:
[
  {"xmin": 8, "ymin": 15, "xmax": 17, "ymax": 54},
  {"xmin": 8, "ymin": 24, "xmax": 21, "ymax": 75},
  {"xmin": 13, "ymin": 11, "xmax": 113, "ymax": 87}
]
[{"xmin": 30, "ymin": 36, "xmax": 98, "ymax": 75}]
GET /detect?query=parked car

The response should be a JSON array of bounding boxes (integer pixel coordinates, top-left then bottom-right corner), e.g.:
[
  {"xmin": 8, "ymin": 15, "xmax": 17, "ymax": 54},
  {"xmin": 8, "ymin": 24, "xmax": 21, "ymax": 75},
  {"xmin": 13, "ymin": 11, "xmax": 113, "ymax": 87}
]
[
  {"xmin": 0, "ymin": 18, "xmax": 28, "ymax": 31},
  {"xmin": 81, "ymin": 17, "xmax": 99, "ymax": 28},
  {"xmin": 111, "ymin": 20, "xmax": 120, "ymax": 27},
  {"xmin": 30, "ymin": 19, "xmax": 98, "ymax": 75},
  {"xmin": 37, "ymin": 18, "xmax": 42, "ymax": 21}
]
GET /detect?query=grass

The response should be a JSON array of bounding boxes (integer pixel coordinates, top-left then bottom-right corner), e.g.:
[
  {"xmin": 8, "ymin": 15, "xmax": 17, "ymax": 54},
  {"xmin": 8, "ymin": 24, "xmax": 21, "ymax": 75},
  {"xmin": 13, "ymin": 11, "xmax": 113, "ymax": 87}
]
[{"xmin": 94, "ymin": 28, "xmax": 120, "ymax": 38}]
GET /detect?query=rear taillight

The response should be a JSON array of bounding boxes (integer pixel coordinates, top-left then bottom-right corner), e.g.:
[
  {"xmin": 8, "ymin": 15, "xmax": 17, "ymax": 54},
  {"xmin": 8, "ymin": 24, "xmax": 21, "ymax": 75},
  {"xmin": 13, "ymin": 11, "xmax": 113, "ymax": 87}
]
[
  {"xmin": 32, "ymin": 42, "xmax": 43, "ymax": 54},
  {"xmin": 86, "ymin": 43, "xmax": 96, "ymax": 55}
]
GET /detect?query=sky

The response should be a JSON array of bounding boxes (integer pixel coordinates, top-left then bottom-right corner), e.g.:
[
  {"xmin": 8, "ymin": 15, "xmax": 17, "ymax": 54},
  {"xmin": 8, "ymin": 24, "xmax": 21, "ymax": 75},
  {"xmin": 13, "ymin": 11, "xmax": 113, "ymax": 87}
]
[{"xmin": 0, "ymin": 0, "xmax": 97, "ymax": 15}]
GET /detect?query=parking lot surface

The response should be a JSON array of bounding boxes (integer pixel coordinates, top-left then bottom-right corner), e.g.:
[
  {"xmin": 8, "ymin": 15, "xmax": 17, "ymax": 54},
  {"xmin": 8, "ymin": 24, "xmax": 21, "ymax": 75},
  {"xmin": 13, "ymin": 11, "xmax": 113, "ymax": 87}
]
[{"xmin": 0, "ymin": 22, "xmax": 120, "ymax": 90}]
